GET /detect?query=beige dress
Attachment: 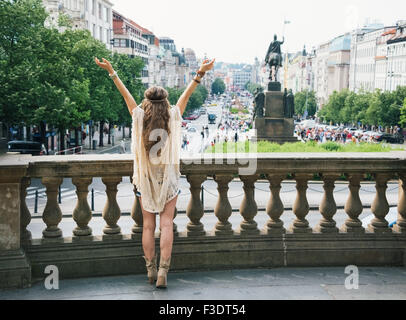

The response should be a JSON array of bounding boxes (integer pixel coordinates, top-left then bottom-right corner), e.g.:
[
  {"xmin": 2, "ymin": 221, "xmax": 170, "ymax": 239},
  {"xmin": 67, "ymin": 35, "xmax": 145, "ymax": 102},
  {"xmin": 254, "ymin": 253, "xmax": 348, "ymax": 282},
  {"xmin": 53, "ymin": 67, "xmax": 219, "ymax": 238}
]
[{"xmin": 131, "ymin": 104, "xmax": 182, "ymax": 213}]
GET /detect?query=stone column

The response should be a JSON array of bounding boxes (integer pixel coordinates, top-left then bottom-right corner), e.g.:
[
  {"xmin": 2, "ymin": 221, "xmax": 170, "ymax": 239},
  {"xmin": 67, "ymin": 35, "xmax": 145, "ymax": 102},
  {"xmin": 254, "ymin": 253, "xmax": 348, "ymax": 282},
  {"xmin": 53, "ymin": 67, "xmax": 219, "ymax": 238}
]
[
  {"xmin": 315, "ymin": 174, "xmax": 340, "ymax": 233},
  {"xmin": 264, "ymin": 174, "xmax": 286, "ymax": 235},
  {"xmin": 130, "ymin": 182, "xmax": 143, "ymax": 240},
  {"xmin": 20, "ymin": 177, "xmax": 32, "ymax": 243},
  {"xmin": 290, "ymin": 173, "xmax": 312, "ymax": 233},
  {"xmin": 186, "ymin": 175, "xmax": 207, "ymax": 237},
  {"xmin": 0, "ymin": 166, "xmax": 31, "ymax": 289},
  {"xmin": 41, "ymin": 177, "xmax": 63, "ymax": 239},
  {"xmin": 341, "ymin": 174, "xmax": 365, "ymax": 233},
  {"xmin": 394, "ymin": 174, "xmax": 406, "ymax": 233},
  {"xmin": 368, "ymin": 173, "xmax": 392, "ymax": 233},
  {"xmin": 238, "ymin": 175, "xmax": 259, "ymax": 235},
  {"xmin": 101, "ymin": 176, "xmax": 122, "ymax": 239},
  {"xmin": 72, "ymin": 177, "xmax": 93, "ymax": 239},
  {"xmin": 214, "ymin": 174, "xmax": 234, "ymax": 236}
]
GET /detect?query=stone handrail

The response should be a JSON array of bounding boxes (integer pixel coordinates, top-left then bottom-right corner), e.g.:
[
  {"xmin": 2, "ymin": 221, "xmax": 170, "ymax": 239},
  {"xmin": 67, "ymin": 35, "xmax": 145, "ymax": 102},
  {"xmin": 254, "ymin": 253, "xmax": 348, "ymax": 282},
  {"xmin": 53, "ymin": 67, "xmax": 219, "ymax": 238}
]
[{"xmin": 1, "ymin": 152, "xmax": 406, "ymax": 288}]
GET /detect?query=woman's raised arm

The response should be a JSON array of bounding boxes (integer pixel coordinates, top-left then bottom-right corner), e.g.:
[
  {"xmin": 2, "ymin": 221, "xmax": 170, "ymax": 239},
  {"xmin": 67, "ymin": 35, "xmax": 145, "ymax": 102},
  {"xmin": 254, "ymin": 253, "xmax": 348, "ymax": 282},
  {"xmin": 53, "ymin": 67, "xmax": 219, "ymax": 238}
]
[
  {"xmin": 95, "ymin": 57, "xmax": 137, "ymax": 116},
  {"xmin": 177, "ymin": 58, "xmax": 215, "ymax": 116}
]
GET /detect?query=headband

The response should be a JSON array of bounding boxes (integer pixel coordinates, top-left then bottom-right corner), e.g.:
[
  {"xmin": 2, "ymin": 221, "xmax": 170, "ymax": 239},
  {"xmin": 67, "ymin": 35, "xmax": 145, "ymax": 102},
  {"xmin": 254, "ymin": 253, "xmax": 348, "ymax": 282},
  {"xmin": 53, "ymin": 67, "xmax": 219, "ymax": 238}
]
[{"xmin": 145, "ymin": 98, "xmax": 167, "ymax": 103}]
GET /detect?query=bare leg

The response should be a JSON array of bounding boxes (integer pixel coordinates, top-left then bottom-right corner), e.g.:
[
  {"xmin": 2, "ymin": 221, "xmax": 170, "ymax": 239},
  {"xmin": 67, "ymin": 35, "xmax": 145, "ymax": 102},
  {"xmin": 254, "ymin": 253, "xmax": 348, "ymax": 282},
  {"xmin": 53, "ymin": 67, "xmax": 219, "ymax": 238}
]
[
  {"xmin": 139, "ymin": 197, "xmax": 156, "ymax": 261},
  {"xmin": 159, "ymin": 195, "xmax": 178, "ymax": 261}
]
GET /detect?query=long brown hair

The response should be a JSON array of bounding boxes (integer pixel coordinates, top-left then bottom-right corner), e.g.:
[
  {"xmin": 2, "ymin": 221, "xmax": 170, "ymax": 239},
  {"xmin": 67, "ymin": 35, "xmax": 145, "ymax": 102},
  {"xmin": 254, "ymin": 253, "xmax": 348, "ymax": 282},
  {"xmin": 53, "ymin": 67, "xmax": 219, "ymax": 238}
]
[{"xmin": 142, "ymin": 86, "xmax": 171, "ymax": 156}]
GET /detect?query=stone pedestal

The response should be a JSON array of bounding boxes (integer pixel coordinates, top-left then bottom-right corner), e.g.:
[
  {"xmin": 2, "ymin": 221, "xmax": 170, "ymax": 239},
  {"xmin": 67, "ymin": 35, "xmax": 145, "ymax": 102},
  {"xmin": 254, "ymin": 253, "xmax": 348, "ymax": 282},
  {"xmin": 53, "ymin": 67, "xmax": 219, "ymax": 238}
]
[
  {"xmin": 252, "ymin": 86, "xmax": 298, "ymax": 144},
  {"xmin": 0, "ymin": 163, "xmax": 32, "ymax": 288}
]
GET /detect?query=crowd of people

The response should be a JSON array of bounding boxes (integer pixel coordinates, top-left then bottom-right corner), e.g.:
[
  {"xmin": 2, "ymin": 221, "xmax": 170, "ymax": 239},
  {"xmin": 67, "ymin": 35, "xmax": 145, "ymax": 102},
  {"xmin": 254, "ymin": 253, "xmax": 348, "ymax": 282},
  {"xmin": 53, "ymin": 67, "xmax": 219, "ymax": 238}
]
[{"xmin": 295, "ymin": 125, "xmax": 401, "ymax": 144}]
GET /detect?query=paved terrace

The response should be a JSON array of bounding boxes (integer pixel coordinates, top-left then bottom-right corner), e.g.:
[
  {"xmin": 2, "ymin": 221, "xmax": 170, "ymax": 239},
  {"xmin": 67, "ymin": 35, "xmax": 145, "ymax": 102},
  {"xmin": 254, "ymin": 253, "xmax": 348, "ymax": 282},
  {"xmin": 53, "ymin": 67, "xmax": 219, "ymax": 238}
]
[
  {"xmin": 1, "ymin": 267, "xmax": 405, "ymax": 300},
  {"xmin": 1, "ymin": 152, "xmax": 405, "ymax": 295}
]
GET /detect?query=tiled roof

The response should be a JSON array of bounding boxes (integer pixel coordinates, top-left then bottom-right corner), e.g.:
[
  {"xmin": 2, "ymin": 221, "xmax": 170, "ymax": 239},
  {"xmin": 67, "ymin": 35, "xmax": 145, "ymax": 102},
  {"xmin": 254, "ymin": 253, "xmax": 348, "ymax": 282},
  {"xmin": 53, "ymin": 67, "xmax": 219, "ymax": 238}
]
[{"xmin": 382, "ymin": 28, "xmax": 396, "ymax": 36}]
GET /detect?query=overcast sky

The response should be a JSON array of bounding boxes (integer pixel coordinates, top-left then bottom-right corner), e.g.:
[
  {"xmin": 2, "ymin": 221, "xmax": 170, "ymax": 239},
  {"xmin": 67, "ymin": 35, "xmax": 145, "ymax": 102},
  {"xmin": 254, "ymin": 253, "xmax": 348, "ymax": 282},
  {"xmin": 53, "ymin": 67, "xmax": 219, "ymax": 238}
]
[{"xmin": 112, "ymin": 0, "xmax": 405, "ymax": 64}]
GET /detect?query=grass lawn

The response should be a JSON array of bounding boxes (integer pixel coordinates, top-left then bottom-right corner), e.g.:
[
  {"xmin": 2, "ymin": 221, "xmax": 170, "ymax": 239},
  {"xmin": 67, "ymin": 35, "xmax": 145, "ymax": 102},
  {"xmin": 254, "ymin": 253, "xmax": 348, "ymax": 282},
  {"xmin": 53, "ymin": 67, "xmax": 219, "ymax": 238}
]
[{"xmin": 206, "ymin": 141, "xmax": 405, "ymax": 153}]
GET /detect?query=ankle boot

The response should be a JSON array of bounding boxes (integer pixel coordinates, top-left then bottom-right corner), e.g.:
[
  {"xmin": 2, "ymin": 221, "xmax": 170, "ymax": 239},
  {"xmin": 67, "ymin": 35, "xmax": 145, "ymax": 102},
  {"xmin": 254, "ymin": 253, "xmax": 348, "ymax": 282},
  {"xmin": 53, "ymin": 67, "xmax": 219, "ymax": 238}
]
[
  {"xmin": 143, "ymin": 255, "xmax": 157, "ymax": 284},
  {"xmin": 156, "ymin": 256, "xmax": 171, "ymax": 289}
]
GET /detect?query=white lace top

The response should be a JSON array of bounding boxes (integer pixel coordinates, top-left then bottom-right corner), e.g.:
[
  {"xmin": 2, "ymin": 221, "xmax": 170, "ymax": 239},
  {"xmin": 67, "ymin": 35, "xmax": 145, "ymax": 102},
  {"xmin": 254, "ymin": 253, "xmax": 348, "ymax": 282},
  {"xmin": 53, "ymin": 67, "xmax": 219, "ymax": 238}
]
[{"xmin": 131, "ymin": 104, "xmax": 182, "ymax": 213}]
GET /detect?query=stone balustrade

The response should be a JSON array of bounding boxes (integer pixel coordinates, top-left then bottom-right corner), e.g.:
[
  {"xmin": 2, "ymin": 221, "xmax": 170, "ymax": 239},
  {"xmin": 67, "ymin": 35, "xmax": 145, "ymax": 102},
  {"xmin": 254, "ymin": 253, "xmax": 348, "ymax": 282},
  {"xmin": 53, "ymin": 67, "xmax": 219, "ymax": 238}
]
[{"xmin": 1, "ymin": 152, "xmax": 406, "ymax": 288}]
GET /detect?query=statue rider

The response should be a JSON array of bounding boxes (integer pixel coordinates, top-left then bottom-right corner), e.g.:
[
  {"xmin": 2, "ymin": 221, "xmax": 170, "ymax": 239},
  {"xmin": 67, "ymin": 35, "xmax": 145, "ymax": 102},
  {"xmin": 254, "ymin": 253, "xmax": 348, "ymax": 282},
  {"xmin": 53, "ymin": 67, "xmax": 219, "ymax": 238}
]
[{"xmin": 265, "ymin": 34, "xmax": 284, "ymax": 82}]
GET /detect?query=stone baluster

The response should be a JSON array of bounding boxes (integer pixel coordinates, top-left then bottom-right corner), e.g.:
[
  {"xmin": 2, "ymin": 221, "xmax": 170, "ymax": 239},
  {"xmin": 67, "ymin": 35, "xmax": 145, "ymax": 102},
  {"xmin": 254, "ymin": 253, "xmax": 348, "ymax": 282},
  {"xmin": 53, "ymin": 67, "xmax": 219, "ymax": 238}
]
[
  {"xmin": 341, "ymin": 174, "xmax": 364, "ymax": 233},
  {"xmin": 186, "ymin": 175, "xmax": 207, "ymax": 237},
  {"xmin": 20, "ymin": 177, "xmax": 32, "ymax": 243},
  {"xmin": 239, "ymin": 175, "xmax": 259, "ymax": 235},
  {"xmin": 130, "ymin": 181, "xmax": 143, "ymax": 240},
  {"xmin": 101, "ymin": 176, "xmax": 122, "ymax": 238},
  {"xmin": 290, "ymin": 173, "xmax": 313, "ymax": 233},
  {"xmin": 368, "ymin": 173, "xmax": 392, "ymax": 233},
  {"xmin": 264, "ymin": 174, "xmax": 286, "ymax": 235},
  {"xmin": 72, "ymin": 177, "xmax": 93, "ymax": 238},
  {"xmin": 394, "ymin": 174, "xmax": 406, "ymax": 233},
  {"xmin": 41, "ymin": 177, "xmax": 63, "ymax": 239},
  {"xmin": 214, "ymin": 174, "xmax": 234, "ymax": 236},
  {"xmin": 315, "ymin": 174, "xmax": 340, "ymax": 233}
]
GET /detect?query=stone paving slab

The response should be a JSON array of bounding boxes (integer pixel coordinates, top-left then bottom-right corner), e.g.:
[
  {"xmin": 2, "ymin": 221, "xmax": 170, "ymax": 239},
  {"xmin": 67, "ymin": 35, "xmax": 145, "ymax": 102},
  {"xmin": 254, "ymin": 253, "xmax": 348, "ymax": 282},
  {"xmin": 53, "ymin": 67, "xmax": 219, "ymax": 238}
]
[{"xmin": 1, "ymin": 267, "xmax": 405, "ymax": 300}]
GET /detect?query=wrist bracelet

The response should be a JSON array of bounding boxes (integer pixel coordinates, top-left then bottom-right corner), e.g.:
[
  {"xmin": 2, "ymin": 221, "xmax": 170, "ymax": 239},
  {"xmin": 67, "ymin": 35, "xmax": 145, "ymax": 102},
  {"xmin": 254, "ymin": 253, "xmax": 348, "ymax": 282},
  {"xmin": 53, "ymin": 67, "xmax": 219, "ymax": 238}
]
[
  {"xmin": 109, "ymin": 71, "xmax": 118, "ymax": 80},
  {"xmin": 193, "ymin": 78, "xmax": 201, "ymax": 84},
  {"xmin": 197, "ymin": 70, "xmax": 205, "ymax": 78}
]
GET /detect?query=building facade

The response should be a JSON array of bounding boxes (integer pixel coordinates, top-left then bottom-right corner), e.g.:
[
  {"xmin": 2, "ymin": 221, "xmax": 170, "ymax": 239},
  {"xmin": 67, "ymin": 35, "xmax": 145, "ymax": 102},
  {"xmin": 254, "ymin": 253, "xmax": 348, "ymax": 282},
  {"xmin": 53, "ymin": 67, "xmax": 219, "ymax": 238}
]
[
  {"xmin": 386, "ymin": 21, "xmax": 406, "ymax": 91},
  {"xmin": 314, "ymin": 41, "xmax": 331, "ymax": 107},
  {"xmin": 327, "ymin": 33, "xmax": 351, "ymax": 96},
  {"xmin": 42, "ymin": 0, "xmax": 113, "ymax": 49},
  {"xmin": 112, "ymin": 10, "xmax": 149, "ymax": 85}
]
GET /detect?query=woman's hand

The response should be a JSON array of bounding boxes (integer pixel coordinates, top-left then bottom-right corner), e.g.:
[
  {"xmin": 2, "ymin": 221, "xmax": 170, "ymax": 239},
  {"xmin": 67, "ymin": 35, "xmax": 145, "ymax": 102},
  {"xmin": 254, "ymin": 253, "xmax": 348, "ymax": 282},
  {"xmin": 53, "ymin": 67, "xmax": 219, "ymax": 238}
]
[
  {"xmin": 95, "ymin": 57, "xmax": 114, "ymax": 74},
  {"xmin": 198, "ymin": 58, "xmax": 215, "ymax": 73}
]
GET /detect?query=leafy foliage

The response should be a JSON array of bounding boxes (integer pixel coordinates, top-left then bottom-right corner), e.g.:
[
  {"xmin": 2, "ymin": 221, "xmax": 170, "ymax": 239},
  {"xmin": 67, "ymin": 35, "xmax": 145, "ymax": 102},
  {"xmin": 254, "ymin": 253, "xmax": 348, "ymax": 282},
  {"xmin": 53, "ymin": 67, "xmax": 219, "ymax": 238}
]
[
  {"xmin": 0, "ymin": 0, "xmax": 144, "ymax": 149},
  {"xmin": 211, "ymin": 78, "xmax": 226, "ymax": 95},
  {"xmin": 318, "ymin": 87, "xmax": 406, "ymax": 127},
  {"xmin": 294, "ymin": 90, "xmax": 317, "ymax": 117}
]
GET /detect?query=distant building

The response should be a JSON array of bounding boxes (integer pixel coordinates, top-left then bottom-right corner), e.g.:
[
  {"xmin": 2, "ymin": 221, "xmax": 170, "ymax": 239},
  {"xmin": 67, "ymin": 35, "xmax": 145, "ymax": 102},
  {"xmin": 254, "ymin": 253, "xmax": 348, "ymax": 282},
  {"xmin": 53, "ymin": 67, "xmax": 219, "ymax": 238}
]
[
  {"xmin": 349, "ymin": 21, "xmax": 406, "ymax": 93},
  {"xmin": 349, "ymin": 24, "xmax": 386, "ymax": 92},
  {"xmin": 314, "ymin": 41, "xmax": 331, "ymax": 107},
  {"xmin": 42, "ymin": 0, "xmax": 113, "ymax": 49},
  {"xmin": 386, "ymin": 21, "xmax": 406, "ymax": 91},
  {"xmin": 327, "ymin": 33, "xmax": 351, "ymax": 96},
  {"xmin": 232, "ymin": 66, "xmax": 253, "ymax": 90},
  {"xmin": 112, "ymin": 10, "xmax": 149, "ymax": 85}
]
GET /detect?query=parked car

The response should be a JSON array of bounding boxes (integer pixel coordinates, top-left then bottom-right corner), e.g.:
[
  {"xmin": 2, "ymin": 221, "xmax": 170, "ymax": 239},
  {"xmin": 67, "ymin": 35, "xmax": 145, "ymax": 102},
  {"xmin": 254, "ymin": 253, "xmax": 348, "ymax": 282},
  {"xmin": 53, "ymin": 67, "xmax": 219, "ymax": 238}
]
[
  {"xmin": 182, "ymin": 119, "xmax": 191, "ymax": 127},
  {"xmin": 184, "ymin": 113, "xmax": 200, "ymax": 121},
  {"xmin": 7, "ymin": 140, "xmax": 45, "ymax": 156},
  {"xmin": 376, "ymin": 133, "xmax": 404, "ymax": 144}
]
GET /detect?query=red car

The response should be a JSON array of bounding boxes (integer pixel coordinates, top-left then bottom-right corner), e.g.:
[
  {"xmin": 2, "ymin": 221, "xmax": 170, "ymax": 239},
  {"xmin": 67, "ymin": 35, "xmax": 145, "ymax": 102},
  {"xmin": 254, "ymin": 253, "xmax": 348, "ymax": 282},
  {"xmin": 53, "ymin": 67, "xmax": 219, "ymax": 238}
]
[
  {"xmin": 184, "ymin": 114, "xmax": 200, "ymax": 121},
  {"xmin": 182, "ymin": 120, "xmax": 191, "ymax": 127}
]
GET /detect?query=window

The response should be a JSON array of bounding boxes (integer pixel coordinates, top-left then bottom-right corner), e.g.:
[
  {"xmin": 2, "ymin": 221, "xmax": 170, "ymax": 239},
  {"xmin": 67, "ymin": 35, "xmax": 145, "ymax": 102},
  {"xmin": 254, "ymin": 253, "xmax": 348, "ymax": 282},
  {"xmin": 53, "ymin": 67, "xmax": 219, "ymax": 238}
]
[
  {"xmin": 100, "ymin": 26, "xmax": 103, "ymax": 42},
  {"xmin": 106, "ymin": 29, "xmax": 109, "ymax": 44},
  {"xmin": 92, "ymin": 23, "xmax": 96, "ymax": 37},
  {"xmin": 104, "ymin": 7, "xmax": 109, "ymax": 23},
  {"xmin": 99, "ymin": 3, "xmax": 102, "ymax": 19},
  {"xmin": 92, "ymin": 0, "xmax": 95, "ymax": 15},
  {"xmin": 85, "ymin": 0, "xmax": 88, "ymax": 11}
]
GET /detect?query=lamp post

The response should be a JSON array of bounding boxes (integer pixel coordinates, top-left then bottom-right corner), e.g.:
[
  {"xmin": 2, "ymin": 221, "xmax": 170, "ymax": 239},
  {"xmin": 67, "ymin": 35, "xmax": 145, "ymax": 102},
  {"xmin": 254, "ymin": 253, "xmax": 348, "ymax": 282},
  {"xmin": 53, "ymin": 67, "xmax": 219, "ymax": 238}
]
[{"xmin": 283, "ymin": 20, "xmax": 291, "ymax": 90}]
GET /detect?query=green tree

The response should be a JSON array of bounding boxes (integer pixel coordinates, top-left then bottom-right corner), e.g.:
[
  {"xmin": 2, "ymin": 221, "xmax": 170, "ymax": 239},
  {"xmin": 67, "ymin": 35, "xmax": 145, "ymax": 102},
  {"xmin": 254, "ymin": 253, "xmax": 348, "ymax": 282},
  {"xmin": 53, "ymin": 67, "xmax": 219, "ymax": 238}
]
[
  {"xmin": 166, "ymin": 87, "xmax": 183, "ymax": 105},
  {"xmin": 211, "ymin": 78, "xmax": 226, "ymax": 95},
  {"xmin": 245, "ymin": 82, "xmax": 262, "ymax": 95},
  {"xmin": 0, "ymin": 0, "xmax": 48, "ymax": 139},
  {"xmin": 294, "ymin": 90, "xmax": 317, "ymax": 118},
  {"xmin": 400, "ymin": 98, "xmax": 406, "ymax": 127}
]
